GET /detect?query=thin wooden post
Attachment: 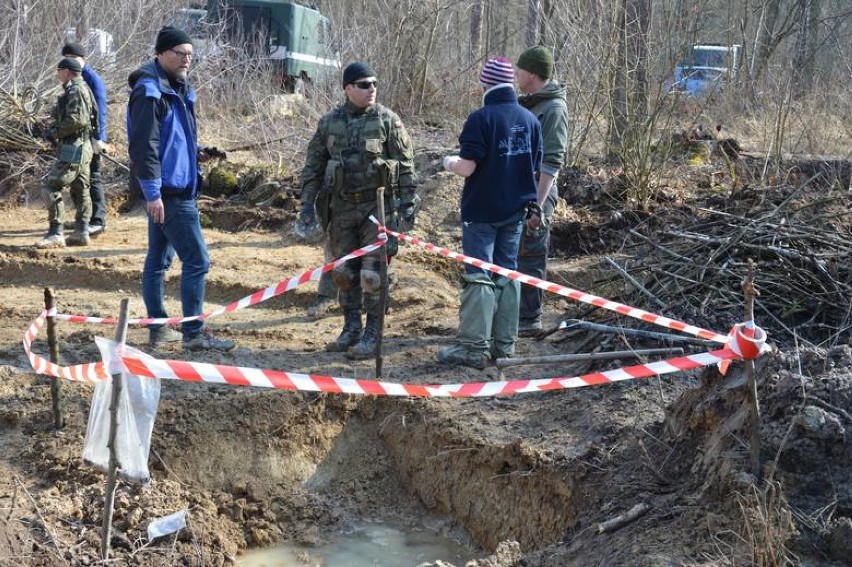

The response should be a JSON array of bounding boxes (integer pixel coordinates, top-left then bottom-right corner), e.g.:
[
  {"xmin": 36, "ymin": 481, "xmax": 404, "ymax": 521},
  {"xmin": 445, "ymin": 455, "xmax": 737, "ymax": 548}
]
[
  {"xmin": 101, "ymin": 298, "xmax": 131, "ymax": 561},
  {"xmin": 375, "ymin": 188, "xmax": 388, "ymax": 379},
  {"xmin": 743, "ymin": 260, "xmax": 762, "ymax": 480},
  {"xmin": 44, "ymin": 288, "xmax": 64, "ymax": 429}
]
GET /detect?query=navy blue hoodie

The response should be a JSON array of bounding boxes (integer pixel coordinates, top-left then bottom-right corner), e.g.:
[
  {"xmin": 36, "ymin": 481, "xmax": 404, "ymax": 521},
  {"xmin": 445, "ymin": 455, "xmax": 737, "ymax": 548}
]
[{"xmin": 458, "ymin": 84, "xmax": 541, "ymax": 223}]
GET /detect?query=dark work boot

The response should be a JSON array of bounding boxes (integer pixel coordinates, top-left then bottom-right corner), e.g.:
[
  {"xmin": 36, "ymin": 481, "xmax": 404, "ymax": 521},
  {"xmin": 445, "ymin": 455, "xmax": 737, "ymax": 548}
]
[
  {"xmin": 66, "ymin": 221, "xmax": 90, "ymax": 246},
  {"xmin": 347, "ymin": 313, "xmax": 378, "ymax": 360},
  {"xmin": 326, "ymin": 310, "xmax": 362, "ymax": 352},
  {"xmin": 35, "ymin": 223, "xmax": 65, "ymax": 249}
]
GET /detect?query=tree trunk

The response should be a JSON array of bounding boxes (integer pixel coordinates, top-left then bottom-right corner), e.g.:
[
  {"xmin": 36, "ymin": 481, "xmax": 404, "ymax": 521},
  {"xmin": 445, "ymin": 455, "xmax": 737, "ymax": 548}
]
[
  {"xmin": 470, "ymin": 0, "xmax": 484, "ymax": 63},
  {"xmin": 608, "ymin": 0, "xmax": 650, "ymax": 160},
  {"xmin": 527, "ymin": 0, "xmax": 540, "ymax": 47}
]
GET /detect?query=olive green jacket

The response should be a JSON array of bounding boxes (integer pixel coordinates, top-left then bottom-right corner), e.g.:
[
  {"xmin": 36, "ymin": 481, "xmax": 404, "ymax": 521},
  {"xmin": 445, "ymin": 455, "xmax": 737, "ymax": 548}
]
[
  {"xmin": 518, "ymin": 81, "xmax": 569, "ymax": 177},
  {"xmin": 300, "ymin": 100, "xmax": 416, "ymax": 207},
  {"xmin": 47, "ymin": 76, "xmax": 95, "ymax": 164}
]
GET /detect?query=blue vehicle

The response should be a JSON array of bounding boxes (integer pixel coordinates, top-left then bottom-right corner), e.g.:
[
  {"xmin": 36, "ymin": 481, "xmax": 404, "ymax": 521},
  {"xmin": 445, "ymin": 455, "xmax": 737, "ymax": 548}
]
[{"xmin": 672, "ymin": 44, "xmax": 741, "ymax": 96}]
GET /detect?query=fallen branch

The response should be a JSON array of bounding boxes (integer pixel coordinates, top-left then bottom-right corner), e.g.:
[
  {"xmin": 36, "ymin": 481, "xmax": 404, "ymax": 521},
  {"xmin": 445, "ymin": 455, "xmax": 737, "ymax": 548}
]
[{"xmin": 597, "ymin": 502, "xmax": 650, "ymax": 533}]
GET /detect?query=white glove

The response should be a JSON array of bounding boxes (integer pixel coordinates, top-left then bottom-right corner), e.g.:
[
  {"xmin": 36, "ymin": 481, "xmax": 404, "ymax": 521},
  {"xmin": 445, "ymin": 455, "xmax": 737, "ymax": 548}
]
[{"xmin": 443, "ymin": 155, "xmax": 461, "ymax": 172}]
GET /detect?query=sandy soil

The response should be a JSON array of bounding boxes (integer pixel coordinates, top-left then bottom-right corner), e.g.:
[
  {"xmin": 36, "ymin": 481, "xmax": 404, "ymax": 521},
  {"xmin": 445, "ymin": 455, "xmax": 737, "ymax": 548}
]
[{"xmin": 0, "ymin": 153, "xmax": 850, "ymax": 566}]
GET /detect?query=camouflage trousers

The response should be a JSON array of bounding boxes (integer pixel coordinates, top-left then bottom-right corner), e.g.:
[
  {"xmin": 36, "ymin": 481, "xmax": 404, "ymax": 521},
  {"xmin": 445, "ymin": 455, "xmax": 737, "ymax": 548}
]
[
  {"xmin": 327, "ymin": 196, "xmax": 398, "ymax": 316},
  {"xmin": 42, "ymin": 158, "xmax": 91, "ymax": 227}
]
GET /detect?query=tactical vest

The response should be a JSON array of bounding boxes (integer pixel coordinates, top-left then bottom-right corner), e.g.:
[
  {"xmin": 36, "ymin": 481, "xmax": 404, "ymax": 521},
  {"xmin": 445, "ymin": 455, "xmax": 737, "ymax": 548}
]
[{"xmin": 324, "ymin": 105, "xmax": 395, "ymax": 201}]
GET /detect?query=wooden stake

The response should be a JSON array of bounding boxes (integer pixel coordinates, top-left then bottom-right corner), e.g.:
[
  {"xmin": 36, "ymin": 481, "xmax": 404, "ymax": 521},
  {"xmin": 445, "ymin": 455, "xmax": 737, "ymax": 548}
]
[
  {"xmin": 43, "ymin": 288, "xmax": 64, "ymax": 429},
  {"xmin": 101, "ymin": 298, "xmax": 131, "ymax": 561}
]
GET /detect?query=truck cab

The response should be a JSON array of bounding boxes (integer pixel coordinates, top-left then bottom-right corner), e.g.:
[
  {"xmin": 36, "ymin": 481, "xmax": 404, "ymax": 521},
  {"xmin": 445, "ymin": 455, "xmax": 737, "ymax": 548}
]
[
  {"xmin": 205, "ymin": 0, "xmax": 339, "ymax": 91},
  {"xmin": 672, "ymin": 44, "xmax": 741, "ymax": 96}
]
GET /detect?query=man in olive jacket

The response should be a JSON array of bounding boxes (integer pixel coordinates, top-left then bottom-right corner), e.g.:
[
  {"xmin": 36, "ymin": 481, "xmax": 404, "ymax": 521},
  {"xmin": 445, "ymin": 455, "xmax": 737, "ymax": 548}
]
[
  {"xmin": 36, "ymin": 57, "xmax": 96, "ymax": 248},
  {"xmin": 515, "ymin": 46, "xmax": 570, "ymax": 334}
]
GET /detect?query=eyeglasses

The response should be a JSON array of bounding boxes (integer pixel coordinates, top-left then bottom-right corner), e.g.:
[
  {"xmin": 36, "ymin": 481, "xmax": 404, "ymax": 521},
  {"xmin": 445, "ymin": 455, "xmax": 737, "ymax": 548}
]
[
  {"xmin": 353, "ymin": 80, "xmax": 377, "ymax": 90},
  {"xmin": 169, "ymin": 48, "xmax": 194, "ymax": 60}
]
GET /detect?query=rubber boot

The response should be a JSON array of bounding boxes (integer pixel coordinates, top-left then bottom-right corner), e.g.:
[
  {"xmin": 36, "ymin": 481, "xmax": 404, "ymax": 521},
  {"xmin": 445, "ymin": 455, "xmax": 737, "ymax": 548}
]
[
  {"xmin": 437, "ymin": 273, "xmax": 495, "ymax": 369},
  {"xmin": 326, "ymin": 309, "xmax": 362, "ymax": 352},
  {"xmin": 347, "ymin": 313, "xmax": 378, "ymax": 360},
  {"xmin": 66, "ymin": 221, "xmax": 90, "ymax": 246},
  {"xmin": 491, "ymin": 276, "xmax": 521, "ymax": 360}
]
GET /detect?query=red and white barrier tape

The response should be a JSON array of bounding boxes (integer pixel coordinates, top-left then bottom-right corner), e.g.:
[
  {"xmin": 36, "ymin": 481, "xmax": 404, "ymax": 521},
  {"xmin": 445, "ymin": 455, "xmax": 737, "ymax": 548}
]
[
  {"xmin": 23, "ymin": 310, "xmax": 108, "ymax": 382},
  {"xmin": 24, "ymin": 313, "xmax": 744, "ymax": 397},
  {"xmin": 378, "ymin": 221, "xmax": 730, "ymax": 344},
  {"xmin": 23, "ymin": 223, "xmax": 769, "ymax": 395},
  {"xmin": 53, "ymin": 238, "xmax": 386, "ymax": 327}
]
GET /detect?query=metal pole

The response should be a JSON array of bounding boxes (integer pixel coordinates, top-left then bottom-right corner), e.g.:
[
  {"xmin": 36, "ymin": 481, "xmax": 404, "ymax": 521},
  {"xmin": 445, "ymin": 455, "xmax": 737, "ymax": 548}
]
[
  {"xmin": 743, "ymin": 260, "xmax": 762, "ymax": 480},
  {"xmin": 375, "ymin": 188, "xmax": 388, "ymax": 378},
  {"xmin": 44, "ymin": 288, "xmax": 64, "ymax": 429},
  {"xmin": 101, "ymin": 298, "xmax": 131, "ymax": 561},
  {"xmin": 494, "ymin": 347, "xmax": 684, "ymax": 369}
]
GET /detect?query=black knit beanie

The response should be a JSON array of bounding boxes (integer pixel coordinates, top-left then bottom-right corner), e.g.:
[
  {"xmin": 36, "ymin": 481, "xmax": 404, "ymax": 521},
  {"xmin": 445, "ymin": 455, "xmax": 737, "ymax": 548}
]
[
  {"xmin": 342, "ymin": 62, "xmax": 375, "ymax": 86},
  {"xmin": 155, "ymin": 26, "xmax": 193, "ymax": 54},
  {"xmin": 57, "ymin": 57, "xmax": 83, "ymax": 73},
  {"xmin": 62, "ymin": 42, "xmax": 87, "ymax": 58},
  {"xmin": 517, "ymin": 46, "xmax": 554, "ymax": 80}
]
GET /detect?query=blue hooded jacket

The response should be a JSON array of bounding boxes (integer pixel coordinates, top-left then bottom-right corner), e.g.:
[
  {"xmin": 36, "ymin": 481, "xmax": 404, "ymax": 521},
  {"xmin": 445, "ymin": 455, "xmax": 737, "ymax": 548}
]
[
  {"xmin": 127, "ymin": 60, "xmax": 199, "ymax": 201},
  {"xmin": 458, "ymin": 85, "xmax": 541, "ymax": 223},
  {"xmin": 81, "ymin": 65, "xmax": 108, "ymax": 142}
]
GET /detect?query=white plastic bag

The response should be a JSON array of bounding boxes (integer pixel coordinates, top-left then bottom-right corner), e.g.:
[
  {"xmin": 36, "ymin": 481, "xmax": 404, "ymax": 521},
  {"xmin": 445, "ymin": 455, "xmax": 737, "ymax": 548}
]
[
  {"xmin": 147, "ymin": 509, "xmax": 188, "ymax": 542},
  {"xmin": 82, "ymin": 338, "xmax": 161, "ymax": 483}
]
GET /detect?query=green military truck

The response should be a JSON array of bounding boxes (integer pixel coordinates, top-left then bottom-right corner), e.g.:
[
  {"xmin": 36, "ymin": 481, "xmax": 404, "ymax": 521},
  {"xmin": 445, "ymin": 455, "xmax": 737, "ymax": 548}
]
[{"xmin": 205, "ymin": 0, "xmax": 339, "ymax": 91}]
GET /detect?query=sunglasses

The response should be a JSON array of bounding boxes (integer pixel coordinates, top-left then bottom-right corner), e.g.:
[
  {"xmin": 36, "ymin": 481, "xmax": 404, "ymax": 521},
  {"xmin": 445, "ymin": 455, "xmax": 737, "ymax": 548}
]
[{"xmin": 353, "ymin": 80, "xmax": 377, "ymax": 90}]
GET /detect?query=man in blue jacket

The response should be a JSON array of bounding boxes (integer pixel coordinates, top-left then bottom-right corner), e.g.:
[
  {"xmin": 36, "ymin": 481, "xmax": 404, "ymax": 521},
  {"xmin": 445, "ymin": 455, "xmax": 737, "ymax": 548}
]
[
  {"xmin": 127, "ymin": 26, "xmax": 234, "ymax": 351},
  {"xmin": 61, "ymin": 42, "xmax": 108, "ymax": 237},
  {"xmin": 439, "ymin": 57, "xmax": 542, "ymax": 369}
]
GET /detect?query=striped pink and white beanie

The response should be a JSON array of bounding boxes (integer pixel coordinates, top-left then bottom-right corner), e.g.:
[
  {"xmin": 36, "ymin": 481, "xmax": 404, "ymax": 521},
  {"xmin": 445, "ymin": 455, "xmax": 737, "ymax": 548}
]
[{"xmin": 479, "ymin": 57, "xmax": 514, "ymax": 88}]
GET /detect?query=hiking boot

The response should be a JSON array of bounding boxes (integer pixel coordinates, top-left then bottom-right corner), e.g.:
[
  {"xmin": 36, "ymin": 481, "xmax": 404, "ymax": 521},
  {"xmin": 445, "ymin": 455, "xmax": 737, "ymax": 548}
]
[
  {"xmin": 88, "ymin": 223, "xmax": 105, "ymax": 238},
  {"xmin": 149, "ymin": 325, "xmax": 183, "ymax": 348},
  {"xmin": 183, "ymin": 327, "xmax": 236, "ymax": 352},
  {"xmin": 63, "ymin": 220, "xmax": 76, "ymax": 231},
  {"xmin": 518, "ymin": 318, "xmax": 542, "ymax": 338},
  {"xmin": 66, "ymin": 221, "xmax": 90, "ymax": 246},
  {"xmin": 436, "ymin": 344, "xmax": 489, "ymax": 370},
  {"xmin": 347, "ymin": 314, "xmax": 378, "ymax": 360},
  {"xmin": 326, "ymin": 310, "xmax": 362, "ymax": 352},
  {"xmin": 35, "ymin": 232, "xmax": 66, "ymax": 249},
  {"xmin": 307, "ymin": 296, "xmax": 336, "ymax": 318}
]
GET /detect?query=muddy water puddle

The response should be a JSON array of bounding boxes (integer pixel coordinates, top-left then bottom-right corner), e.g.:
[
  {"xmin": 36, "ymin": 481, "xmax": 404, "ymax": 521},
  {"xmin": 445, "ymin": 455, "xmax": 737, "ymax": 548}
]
[{"xmin": 239, "ymin": 521, "xmax": 476, "ymax": 566}]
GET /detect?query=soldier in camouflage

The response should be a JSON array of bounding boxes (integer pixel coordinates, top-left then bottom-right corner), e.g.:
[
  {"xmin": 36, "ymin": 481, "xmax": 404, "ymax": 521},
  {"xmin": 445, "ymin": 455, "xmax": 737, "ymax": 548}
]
[
  {"xmin": 36, "ymin": 57, "xmax": 96, "ymax": 249},
  {"xmin": 299, "ymin": 62, "xmax": 418, "ymax": 359}
]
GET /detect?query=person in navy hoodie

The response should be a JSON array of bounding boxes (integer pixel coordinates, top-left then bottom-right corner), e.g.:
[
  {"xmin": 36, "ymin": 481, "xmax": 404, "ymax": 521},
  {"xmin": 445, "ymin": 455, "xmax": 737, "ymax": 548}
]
[
  {"xmin": 127, "ymin": 26, "xmax": 234, "ymax": 352},
  {"xmin": 61, "ymin": 42, "xmax": 108, "ymax": 237},
  {"xmin": 438, "ymin": 57, "xmax": 542, "ymax": 369}
]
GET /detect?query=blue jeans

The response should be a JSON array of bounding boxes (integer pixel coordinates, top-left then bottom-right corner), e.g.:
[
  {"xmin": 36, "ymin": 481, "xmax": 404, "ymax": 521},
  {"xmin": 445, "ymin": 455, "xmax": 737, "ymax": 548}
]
[
  {"xmin": 142, "ymin": 197, "xmax": 210, "ymax": 336},
  {"xmin": 461, "ymin": 209, "xmax": 525, "ymax": 276}
]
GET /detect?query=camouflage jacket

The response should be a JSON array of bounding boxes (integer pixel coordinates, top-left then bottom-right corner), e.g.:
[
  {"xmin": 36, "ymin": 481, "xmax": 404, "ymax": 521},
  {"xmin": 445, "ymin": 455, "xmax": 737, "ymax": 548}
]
[
  {"xmin": 48, "ymin": 76, "xmax": 95, "ymax": 144},
  {"xmin": 300, "ymin": 100, "xmax": 416, "ymax": 207}
]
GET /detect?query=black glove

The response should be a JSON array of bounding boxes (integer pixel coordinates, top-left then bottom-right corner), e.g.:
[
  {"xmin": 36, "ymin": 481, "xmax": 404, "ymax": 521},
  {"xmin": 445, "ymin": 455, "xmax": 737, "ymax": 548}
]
[
  {"xmin": 300, "ymin": 202, "xmax": 315, "ymax": 225},
  {"xmin": 399, "ymin": 194, "xmax": 421, "ymax": 227},
  {"xmin": 524, "ymin": 201, "xmax": 544, "ymax": 235},
  {"xmin": 201, "ymin": 146, "xmax": 228, "ymax": 160},
  {"xmin": 401, "ymin": 204, "xmax": 417, "ymax": 225}
]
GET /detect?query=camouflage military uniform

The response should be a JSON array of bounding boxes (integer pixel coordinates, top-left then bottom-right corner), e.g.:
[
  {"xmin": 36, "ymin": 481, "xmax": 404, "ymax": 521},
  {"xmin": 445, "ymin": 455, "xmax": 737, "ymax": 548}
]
[
  {"xmin": 40, "ymin": 75, "xmax": 95, "ymax": 245},
  {"xmin": 300, "ymin": 99, "xmax": 416, "ymax": 356}
]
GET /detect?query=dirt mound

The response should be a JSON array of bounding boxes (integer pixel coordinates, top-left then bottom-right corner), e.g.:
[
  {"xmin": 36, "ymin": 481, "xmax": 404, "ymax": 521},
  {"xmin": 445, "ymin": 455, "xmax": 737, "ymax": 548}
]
[{"xmin": 0, "ymin": 139, "xmax": 850, "ymax": 566}]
